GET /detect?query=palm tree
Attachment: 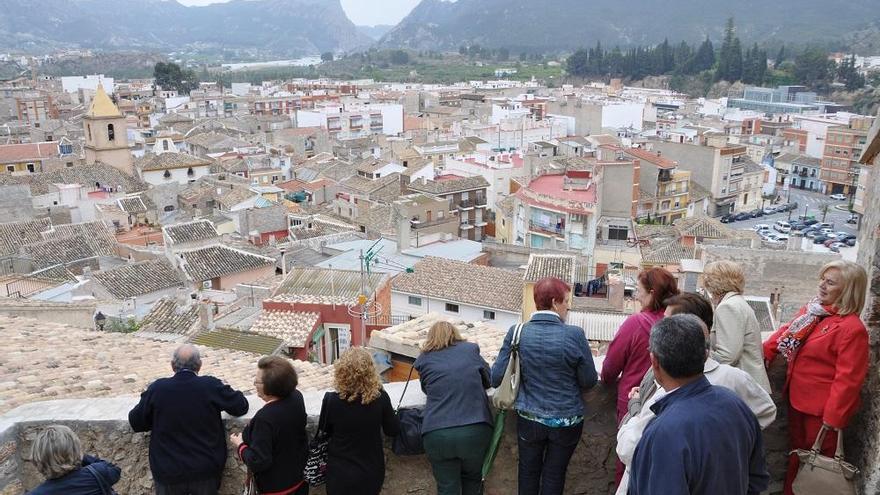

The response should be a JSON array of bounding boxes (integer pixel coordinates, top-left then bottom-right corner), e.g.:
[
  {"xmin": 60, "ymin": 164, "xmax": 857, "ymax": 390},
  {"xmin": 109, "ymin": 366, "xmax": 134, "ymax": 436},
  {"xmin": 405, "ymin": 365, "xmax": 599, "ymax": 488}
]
[{"xmin": 818, "ymin": 202, "xmax": 831, "ymax": 222}]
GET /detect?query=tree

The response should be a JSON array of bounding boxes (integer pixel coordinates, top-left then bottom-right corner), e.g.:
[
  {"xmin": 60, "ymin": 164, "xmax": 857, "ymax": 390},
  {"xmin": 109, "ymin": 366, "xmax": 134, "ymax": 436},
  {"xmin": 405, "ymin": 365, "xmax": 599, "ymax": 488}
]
[
  {"xmin": 389, "ymin": 50, "xmax": 410, "ymax": 65},
  {"xmin": 794, "ymin": 47, "xmax": 834, "ymax": 93},
  {"xmin": 838, "ymin": 55, "xmax": 865, "ymax": 91},
  {"xmin": 153, "ymin": 62, "xmax": 198, "ymax": 95},
  {"xmin": 742, "ymin": 43, "xmax": 767, "ymax": 85},
  {"xmin": 320, "ymin": 52, "xmax": 334, "ymax": 62},
  {"xmin": 716, "ymin": 18, "xmax": 743, "ymax": 82},
  {"xmin": 774, "ymin": 45, "xmax": 786, "ymax": 69},
  {"xmin": 566, "ymin": 49, "xmax": 589, "ymax": 77},
  {"xmin": 459, "ymin": 45, "xmax": 468, "ymax": 56},
  {"xmin": 818, "ymin": 202, "xmax": 830, "ymax": 222},
  {"xmin": 692, "ymin": 37, "xmax": 715, "ymax": 73}
]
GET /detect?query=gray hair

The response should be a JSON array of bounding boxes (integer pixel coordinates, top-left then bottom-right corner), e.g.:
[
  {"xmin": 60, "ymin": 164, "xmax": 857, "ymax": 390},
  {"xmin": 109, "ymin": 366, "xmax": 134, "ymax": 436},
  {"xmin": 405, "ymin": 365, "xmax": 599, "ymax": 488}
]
[
  {"xmin": 31, "ymin": 425, "xmax": 83, "ymax": 479},
  {"xmin": 649, "ymin": 314, "xmax": 707, "ymax": 379},
  {"xmin": 172, "ymin": 344, "xmax": 202, "ymax": 373}
]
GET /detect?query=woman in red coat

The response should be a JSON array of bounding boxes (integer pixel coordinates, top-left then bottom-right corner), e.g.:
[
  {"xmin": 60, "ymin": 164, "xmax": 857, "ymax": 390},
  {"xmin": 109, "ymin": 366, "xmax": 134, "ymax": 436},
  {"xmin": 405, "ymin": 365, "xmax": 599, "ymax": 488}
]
[{"xmin": 763, "ymin": 260, "xmax": 868, "ymax": 495}]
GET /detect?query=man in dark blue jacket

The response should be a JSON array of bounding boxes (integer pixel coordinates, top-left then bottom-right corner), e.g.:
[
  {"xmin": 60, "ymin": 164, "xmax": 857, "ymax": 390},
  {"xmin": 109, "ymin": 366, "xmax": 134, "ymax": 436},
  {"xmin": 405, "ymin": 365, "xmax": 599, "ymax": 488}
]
[
  {"xmin": 129, "ymin": 344, "xmax": 249, "ymax": 495},
  {"xmin": 629, "ymin": 314, "xmax": 769, "ymax": 495}
]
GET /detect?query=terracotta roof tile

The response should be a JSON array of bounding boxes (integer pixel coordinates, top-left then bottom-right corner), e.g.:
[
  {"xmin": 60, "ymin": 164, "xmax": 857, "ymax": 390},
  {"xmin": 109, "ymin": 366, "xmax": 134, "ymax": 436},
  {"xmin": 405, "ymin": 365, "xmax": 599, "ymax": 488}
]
[
  {"xmin": 92, "ymin": 259, "xmax": 183, "ymax": 299},
  {"xmin": 392, "ymin": 257, "xmax": 523, "ymax": 313}
]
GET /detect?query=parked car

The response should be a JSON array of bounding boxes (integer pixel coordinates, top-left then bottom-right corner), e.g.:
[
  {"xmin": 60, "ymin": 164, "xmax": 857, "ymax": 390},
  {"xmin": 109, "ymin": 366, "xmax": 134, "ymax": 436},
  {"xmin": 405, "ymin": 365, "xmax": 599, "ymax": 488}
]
[
  {"xmin": 763, "ymin": 206, "xmax": 778, "ymax": 215},
  {"xmin": 824, "ymin": 238, "xmax": 838, "ymax": 247},
  {"xmin": 817, "ymin": 222, "xmax": 834, "ymax": 229},
  {"xmin": 720, "ymin": 214, "xmax": 733, "ymax": 223},
  {"xmin": 830, "ymin": 193, "xmax": 848, "ymax": 200},
  {"xmin": 753, "ymin": 223, "xmax": 771, "ymax": 232},
  {"xmin": 805, "ymin": 230, "xmax": 820, "ymax": 239},
  {"xmin": 774, "ymin": 220, "xmax": 791, "ymax": 233},
  {"xmin": 734, "ymin": 212, "xmax": 752, "ymax": 221},
  {"xmin": 820, "ymin": 227, "xmax": 835, "ymax": 235},
  {"xmin": 830, "ymin": 242, "xmax": 847, "ymax": 253},
  {"xmin": 786, "ymin": 201, "xmax": 799, "ymax": 211},
  {"xmin": 846, "ymin": 238, "xmax": 857, "ymax": 247},
  {"xmin": 749, "ymin": 209, "xmax": 764, "ymax": 218},
  {"xmin": 846, "ymin": 214, "xmax": 859, "ymax": 225},
  {"xmin": 836, "ymin": 232, "xmax": 855, "ymax": 241},
  {"xmin": 813, "ymin": 235, "xmax": 830, "ymax": 244},
  {"xmin": 803, "ymin": 219, "xmax": 819, "ymax": 226}
]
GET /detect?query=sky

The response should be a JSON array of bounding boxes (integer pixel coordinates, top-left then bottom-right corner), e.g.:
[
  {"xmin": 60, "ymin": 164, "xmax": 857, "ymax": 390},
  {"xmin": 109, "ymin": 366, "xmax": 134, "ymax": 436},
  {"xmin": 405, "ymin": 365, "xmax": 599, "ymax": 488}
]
[{"xmin": 175, "ymin": 0, "xmax": 423, "ymax": 26}]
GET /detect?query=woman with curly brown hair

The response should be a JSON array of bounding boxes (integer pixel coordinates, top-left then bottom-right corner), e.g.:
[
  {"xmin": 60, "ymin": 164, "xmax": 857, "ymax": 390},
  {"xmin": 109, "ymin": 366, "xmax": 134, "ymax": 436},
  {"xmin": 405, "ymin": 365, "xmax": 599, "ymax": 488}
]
[{"xmin": 319, "ymin": 347, "xmax": 400, "ymax": 495}]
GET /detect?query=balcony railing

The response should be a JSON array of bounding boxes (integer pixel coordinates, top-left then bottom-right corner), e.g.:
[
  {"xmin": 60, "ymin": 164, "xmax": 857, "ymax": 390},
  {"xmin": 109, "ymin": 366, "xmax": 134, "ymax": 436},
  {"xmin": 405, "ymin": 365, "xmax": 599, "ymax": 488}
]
[
  {"xmin": 475, "ymin": 195, "xmax": 487, "ymax": 207},
  {"xmin": 411, "ymin": 217, "xmax": 455, "ymax": 230},
  {"xmin": 458, "ymin": 199, "xmax": 475, "ymax": 210},
  {"xmin": 529, "ymin": 220, "xmax": 565, "ymax": 237}
]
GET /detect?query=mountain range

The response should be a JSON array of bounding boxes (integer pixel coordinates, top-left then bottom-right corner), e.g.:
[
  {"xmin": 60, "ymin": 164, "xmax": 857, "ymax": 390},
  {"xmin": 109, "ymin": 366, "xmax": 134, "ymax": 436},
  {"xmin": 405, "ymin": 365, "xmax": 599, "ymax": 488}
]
[
  {"xmin": 379, "ymin": 0, "xmax": 880, "ymax": 51},
  {"xmin": 2, "ymin": 0, "xmax": 879, "ymax": 56},
  {"xmin": 0, "ymin": 0, "xmax": 371, "ymax": 55}
]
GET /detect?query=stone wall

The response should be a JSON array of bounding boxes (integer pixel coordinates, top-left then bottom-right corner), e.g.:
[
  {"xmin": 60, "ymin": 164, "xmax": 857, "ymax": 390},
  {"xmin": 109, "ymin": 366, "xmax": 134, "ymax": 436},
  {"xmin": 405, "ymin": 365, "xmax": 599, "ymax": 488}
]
[
  {"xmin": 851, "ymin": 148, "xmax": 880, "ymax": 494},
  {"xmin": 0, "ymin": 381, "xmax": 791, "ymax": 495},
  {"xmin": 0, "ymin": 300, "xmax": 96, "ymax": 329}
]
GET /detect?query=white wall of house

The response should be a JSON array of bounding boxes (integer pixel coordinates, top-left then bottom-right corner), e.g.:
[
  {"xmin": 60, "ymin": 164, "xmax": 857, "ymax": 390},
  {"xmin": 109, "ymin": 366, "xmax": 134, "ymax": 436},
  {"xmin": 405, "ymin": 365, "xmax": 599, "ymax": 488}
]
[
  {"xmin": 601, "ymin": 102, "xmax": 646, "ymax": 131},
  {"xmin": 391, "ymin": 291, "xmax": 520, "ymax": 329},
  {"xmin": 143, "ymin": 165, "xmax": 211, "ymax": 186}
]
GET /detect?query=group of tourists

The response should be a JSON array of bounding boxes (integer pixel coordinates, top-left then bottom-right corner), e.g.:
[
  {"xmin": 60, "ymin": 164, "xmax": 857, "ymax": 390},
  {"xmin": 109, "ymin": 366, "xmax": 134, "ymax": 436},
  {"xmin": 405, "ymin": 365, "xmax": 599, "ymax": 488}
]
[{"xmin": 26, "ymin": 259, "xmax": 869, "ymax": 495}]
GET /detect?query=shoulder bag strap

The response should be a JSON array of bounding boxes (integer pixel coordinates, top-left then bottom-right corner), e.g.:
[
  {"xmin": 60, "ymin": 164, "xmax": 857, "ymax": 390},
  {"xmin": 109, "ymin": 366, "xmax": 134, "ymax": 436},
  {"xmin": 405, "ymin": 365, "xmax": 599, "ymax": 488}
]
[
  {"xmin": 84, "ymin": 464, "xmax": 113, "ymax": 495},
  {"xmin": 396, "ymin": 363, "xmax": 416, "ymax": 411},
  {"xmin": 317, "ymin": 392, "xmax": 330, "ymax": 434},
  {"xmin": 511, "ymin": 322, "xmax": 524, "ymax": 350}
]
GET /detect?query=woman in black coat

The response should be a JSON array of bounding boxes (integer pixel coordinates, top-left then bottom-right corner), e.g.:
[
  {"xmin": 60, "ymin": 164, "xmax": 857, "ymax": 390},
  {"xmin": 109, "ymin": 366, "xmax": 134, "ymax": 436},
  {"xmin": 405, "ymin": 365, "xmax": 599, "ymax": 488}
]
[
  {"xmin": 319, "ymin": 347, "xmax": 400, "ymax": 495},
  {"xmin": 231, "ymin": 356, "xmax": 309, "ymax": 495}
]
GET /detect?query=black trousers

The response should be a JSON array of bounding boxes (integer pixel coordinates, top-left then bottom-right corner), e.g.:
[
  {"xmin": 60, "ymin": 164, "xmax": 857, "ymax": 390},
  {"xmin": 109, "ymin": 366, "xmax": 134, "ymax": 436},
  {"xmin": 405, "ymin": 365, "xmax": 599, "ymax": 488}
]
[{"xmin": 155, "ymin": 476, "xmax": 221, "ymax": 495}]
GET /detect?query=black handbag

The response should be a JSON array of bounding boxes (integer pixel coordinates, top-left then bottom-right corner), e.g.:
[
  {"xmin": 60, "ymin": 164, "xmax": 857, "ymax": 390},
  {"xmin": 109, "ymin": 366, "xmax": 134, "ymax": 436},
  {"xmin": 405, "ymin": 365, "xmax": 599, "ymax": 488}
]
[
  {"xmin": 304, "ymin": 393, "xmax": 330, "ymax": 486},
  {"xmin": 391, "ymin": 364, "xmax": 425, "ymax": 456}
]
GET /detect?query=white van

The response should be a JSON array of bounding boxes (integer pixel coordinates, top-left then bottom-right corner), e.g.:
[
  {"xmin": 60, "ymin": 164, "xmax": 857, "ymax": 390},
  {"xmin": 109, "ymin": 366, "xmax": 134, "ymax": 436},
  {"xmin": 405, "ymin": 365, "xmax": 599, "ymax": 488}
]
[{"xmin": 774, "ymin": 220, "xmax": 791, "ymax": 233}]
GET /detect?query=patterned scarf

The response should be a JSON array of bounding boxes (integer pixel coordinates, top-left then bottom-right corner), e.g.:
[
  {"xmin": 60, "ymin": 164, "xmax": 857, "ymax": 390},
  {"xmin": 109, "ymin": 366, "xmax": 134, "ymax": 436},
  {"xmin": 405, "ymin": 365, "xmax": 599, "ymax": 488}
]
[{"xmin": 776, "ymin": 298, "xmax": 834, "ymax": 361}]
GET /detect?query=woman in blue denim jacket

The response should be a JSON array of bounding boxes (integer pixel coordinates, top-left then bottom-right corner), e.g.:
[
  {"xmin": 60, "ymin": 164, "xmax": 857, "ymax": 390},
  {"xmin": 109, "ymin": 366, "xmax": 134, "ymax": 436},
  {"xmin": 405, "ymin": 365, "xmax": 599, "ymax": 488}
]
[{"xmin": 490, "ymin": 277, "xmax": 598, "ymax": 495}]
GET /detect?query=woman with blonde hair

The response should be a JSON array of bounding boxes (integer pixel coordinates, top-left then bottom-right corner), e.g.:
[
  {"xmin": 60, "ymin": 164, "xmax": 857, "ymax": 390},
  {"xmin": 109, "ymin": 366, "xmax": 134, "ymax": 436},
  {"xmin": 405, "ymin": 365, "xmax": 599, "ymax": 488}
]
[
  {"xmin": 414, "ymin": 320, "xmax": 493, "ymax": 495},
  {"xmin": 764, "ymin": 260, "xmax": 869, "ymax": 495},
  {"xmin": 701, "ymin": 260, "xmax": 771, "ymax": 392},
  {"xmin": 318, "ymin": 347, "xmax": 399, "ymax": 495},
  {"xmin": 29, "ymin": 424, "xmax": 121, "ymax": 494}
]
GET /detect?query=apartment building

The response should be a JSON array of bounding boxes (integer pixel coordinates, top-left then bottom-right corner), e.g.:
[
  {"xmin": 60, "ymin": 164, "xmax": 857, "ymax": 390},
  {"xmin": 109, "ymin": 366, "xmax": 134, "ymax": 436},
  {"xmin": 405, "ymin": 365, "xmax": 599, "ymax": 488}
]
[{"xmin": 820, "ymin": 116, "xmax": 874, "ymax": 196}]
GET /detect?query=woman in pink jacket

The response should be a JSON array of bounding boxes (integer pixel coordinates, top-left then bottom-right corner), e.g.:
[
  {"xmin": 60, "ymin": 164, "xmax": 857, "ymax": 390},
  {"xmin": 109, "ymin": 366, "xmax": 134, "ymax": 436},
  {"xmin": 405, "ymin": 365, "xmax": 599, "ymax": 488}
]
[
  {"xmin": 602, "ymin": 267, "xmax": 678, "ymax": 486},
  {"xmin": 601, "ymin": 267, "xmax": 679, "ymax": 423}
]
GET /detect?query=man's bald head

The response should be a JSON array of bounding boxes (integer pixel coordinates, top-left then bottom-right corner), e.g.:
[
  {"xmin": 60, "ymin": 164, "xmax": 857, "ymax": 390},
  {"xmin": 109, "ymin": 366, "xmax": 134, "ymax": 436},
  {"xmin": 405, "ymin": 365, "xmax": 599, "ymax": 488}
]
[{"xmin": 171, "ymin": 344, "xmax": 202, "ymax": 373}]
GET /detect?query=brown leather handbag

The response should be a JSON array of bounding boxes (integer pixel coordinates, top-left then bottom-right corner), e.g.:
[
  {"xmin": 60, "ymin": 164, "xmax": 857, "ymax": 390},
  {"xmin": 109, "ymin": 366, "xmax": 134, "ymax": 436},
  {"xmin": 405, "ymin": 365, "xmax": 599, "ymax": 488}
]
[{"xmin": 792, "ymin": 425, "xmax": 858, "ymax": 495}]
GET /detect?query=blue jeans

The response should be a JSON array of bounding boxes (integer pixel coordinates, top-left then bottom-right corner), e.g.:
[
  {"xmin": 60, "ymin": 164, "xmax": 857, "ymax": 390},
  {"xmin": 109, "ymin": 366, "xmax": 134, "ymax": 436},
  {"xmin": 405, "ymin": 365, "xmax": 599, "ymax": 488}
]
[{"xmin": 516, "ymin": 416, "xmax": 583, "ymax": 495}]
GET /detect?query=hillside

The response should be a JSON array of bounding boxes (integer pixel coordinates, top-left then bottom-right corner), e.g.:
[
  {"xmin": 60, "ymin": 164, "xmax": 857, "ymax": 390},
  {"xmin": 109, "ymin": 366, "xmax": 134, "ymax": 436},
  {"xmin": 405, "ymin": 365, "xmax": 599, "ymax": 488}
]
[
  {"xmin": 379, "ymin": 0, "xmax": 880, "ymax": 51},
  {"xmin": 0, "ymin": 0, "xmax": 372, "ymax": 56}
]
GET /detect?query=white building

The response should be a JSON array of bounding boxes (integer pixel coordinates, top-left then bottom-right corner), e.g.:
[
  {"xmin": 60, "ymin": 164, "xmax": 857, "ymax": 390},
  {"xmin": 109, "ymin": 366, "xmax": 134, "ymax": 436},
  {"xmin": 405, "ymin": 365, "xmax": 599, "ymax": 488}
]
[
  {"xmin": 443, "ymin": 152, "xmax": 524, "ymax": 207},
  {"xmin": 296, "ymin": 103, "xmax": 403, "ymax": 138},
  {"xmin": 390, "ymin": 257, "xmax": 523, "ymax": 329},
  {"xmin": 61, "ymin": 75, "xmax": 115, "ymax": 95}
]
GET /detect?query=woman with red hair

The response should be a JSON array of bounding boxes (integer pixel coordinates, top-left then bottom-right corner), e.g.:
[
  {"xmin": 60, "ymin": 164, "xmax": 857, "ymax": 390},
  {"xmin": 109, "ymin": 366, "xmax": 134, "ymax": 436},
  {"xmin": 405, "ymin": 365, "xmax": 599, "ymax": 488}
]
[
  {"xmin": 602, "ymin": 267, "xmax": 679, "ymax": 423},
  {"xmin": 491, "ymin": 277, "xmax": 597, "ymax": 495}
]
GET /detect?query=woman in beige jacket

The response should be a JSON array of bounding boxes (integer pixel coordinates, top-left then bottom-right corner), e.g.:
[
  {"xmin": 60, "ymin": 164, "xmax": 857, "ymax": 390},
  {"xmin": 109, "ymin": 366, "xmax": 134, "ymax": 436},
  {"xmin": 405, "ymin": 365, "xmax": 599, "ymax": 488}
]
[{"xmin": 701, "ymin": 260, "xmax": 772, "ymax": 392}]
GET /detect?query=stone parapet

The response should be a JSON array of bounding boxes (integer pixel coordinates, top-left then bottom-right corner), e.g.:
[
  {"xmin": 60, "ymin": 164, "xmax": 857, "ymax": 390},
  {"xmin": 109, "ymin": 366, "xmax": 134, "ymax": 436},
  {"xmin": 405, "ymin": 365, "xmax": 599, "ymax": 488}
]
[{"xmin": 0, "ymin": 377, "xmax": 790, "ymax": 495}]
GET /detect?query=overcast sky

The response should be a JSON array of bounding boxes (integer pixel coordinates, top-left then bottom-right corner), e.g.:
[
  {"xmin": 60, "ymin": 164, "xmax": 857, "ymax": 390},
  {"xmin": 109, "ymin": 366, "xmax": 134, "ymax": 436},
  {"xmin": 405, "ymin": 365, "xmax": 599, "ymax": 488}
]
[{"xmin": 175, "ymin": 0, "xmax": 422, "ymax": 26}]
